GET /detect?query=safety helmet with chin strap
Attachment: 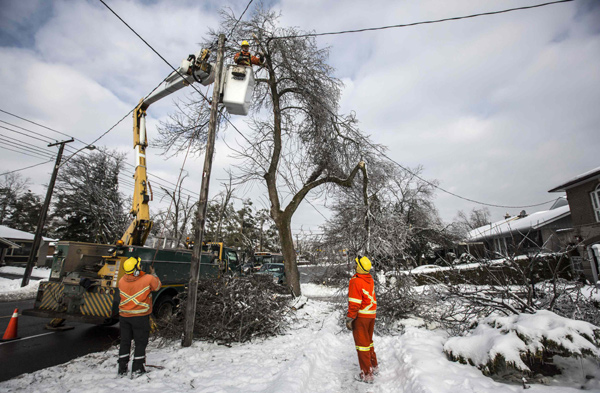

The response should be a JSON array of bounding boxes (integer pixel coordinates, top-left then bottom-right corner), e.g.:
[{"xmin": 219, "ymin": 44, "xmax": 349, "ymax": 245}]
[{"xmin": 123, "ymin": 257, "xmax": 142, "ymax": 275}]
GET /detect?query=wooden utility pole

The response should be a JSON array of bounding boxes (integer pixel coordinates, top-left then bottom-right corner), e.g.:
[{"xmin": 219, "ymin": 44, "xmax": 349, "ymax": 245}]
[
  {"xmin": 182, "ymin": 34, "xmax": 225, "ymax": 347},
  {"xmin": 21, "ymin": 138, "xmax": 74, "ymax": 287}
]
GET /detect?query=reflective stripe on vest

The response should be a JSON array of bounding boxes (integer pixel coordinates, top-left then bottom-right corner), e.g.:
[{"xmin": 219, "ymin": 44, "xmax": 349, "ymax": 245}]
[
  {"xmin": 358, "ymin": 288, "xmax": 377, "ymax": 315},
  {"xmin": 119, "ymin": 285, "xmax": 151, "ymax": 314},
  {"xmin": 349, "ymin": 297, "xmax": 362, "ymax": 304}
]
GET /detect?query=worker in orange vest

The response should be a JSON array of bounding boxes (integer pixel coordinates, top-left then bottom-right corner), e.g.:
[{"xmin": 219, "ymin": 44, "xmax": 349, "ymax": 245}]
[
  {"xmin": 117, "ymin": 257, "xmax": 161, "ymax": 377},
  {"xmin": 234, "ymin": 40, "xmax": 263, "ymax": 66},
  {"xmin": 346, "ymin": 255, "xmax": 378, "ymax": 383}
]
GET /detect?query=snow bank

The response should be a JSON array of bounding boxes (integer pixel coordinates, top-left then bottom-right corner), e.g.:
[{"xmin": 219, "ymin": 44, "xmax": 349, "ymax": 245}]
[
  {"xmin": 444, "ymin": 310, "xmax": 600, "ymax": 375},
  {"xmin": 0, "ymin": 277, "xmax": 42, "ymax": 302},
  {"xmin": 300, "ymin": 283, "xmax": 340, "ymax": 298},
  {"xmin": 0, "ymin": 266, "xmax": 49, "ymax": 301},
  {"xmin": 1, "ymin": 299, "xmax": 596, "ymax": 392},
  {"xmin": 0, "ymin": 266, "xmax": 51, "ymax": 279}
]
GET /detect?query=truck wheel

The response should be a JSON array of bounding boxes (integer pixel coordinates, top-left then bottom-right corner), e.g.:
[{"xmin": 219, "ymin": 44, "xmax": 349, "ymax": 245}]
[{"xmin": 154, "ymin": 295, "xmax": 175, "ymax": 320}]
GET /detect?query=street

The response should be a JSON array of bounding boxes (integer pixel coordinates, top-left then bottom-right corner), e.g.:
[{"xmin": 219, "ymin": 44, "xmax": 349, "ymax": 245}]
[
  {"xmin": 0, "ymin": 264, "xmax": 341, "ymax": 382},
  {"xmin": 0, "ymin": 299, "xmax": 119, "ymax": 382}
]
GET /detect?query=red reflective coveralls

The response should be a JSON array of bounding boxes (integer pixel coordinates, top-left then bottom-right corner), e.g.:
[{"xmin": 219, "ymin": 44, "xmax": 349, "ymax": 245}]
[{"xmin": 347, "ymin": 273, "xmax": 378, "ymax": 377}]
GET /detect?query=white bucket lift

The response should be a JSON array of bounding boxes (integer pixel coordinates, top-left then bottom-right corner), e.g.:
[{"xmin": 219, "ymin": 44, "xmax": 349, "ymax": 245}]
[{"xmin": 221, "ymin": 65, "xmax": 255, "ymax": 116}]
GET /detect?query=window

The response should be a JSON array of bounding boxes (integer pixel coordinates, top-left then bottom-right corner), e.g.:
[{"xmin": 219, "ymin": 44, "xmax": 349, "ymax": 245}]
[{"xmin": 591, "ymin": 184, "xmax": 600, "ymax": 223}]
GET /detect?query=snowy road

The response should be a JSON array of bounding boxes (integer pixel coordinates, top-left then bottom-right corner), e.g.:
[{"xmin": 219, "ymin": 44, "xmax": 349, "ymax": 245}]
[{"xmin": 0, "ymin": 299, "xmax": 119, "ymax": 382}]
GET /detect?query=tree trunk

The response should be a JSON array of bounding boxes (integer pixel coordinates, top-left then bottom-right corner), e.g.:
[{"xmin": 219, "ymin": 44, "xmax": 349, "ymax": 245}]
[{"xmin": 276, "ymin": 217, "xmax": 300, "ymax": 296}]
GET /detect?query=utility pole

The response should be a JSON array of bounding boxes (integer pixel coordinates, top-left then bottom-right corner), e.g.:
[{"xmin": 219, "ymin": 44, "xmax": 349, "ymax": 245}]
[
  {"xmin": 183, "ymin": 34, "xmax": 225, "ymax": 347},
  {"xmin": 21, "ymin": 138, "xmax": 74, "ymax": 287},
  {"xmin": 296, "ymin": 233, "xmax": 301, "ymax": 254}
]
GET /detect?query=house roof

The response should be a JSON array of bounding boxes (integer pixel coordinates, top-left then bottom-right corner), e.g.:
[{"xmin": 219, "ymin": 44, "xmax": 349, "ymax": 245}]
[
  {"xmin": 0, "ymin": 237, "xmax": 21, "ymax": 248},
  {"xmin": 467, "ymin": 204, "xmax": 570, "ymax": 241},
  {"xmin": 548, "ymin": 166, "xmax": 600, "ymax": 192},
  {"xmin": 0, "ymin": 225, "xmax": 55, "ymax": 242}
]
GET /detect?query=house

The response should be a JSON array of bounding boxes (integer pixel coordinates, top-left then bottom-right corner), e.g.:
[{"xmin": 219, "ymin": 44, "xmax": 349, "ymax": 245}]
[
  {"xmin": 467, "ymin": 198, "xmax": 572, "ymax": 258},
  {"xmin": 0, "ymin": 225, "xmax": 55, "ymax": 267},
  {"xmin": 549, "ymin": 166, "xmax": 600, "ymax": 285}
]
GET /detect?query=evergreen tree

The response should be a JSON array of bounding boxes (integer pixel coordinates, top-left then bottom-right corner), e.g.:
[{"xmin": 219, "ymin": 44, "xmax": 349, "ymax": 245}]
[{"xmin": 51, "ymin": 148, "xmax": 127, "ymax": 243}]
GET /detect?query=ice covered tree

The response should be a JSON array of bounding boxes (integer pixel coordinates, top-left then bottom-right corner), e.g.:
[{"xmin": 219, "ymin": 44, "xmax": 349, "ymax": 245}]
[
  {"xmin": 155, "ymin": 173, "xmax": 197, "ymax": 248},
  {"xmin": 323, "ymin": 161, "xmax": 445, "ymax": 270},
  {"xmin": 51, "ymin": 148, "xmax": 128, "ymax": 243},
  {"xmin": 0, "ymin": 173, "xmax": 43, "ymax": 232},
  {"xmin": 452, "ymin": 206, "xmax": 492, "ymax": 238},
  {"xmin": 157, "ymin": 8, "xmax": 375, "ymax": 295}
]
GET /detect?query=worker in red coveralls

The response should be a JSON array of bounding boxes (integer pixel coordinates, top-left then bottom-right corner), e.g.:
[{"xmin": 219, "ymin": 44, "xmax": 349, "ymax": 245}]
[
  {"xmin": 346, "ymin": 255, "xmax": 378, "ymax": 383},
  {"xmin": 234, "ymin": 40, "xmax": 263, "ymax": 66}
]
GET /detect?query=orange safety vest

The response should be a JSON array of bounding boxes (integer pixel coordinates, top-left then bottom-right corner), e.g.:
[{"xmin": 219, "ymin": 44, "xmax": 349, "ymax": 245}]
[
  {"xmin": 347, "ymin": 273, "xmax": 377, "ymax": 319},
  {"xmin": 234, "ymin": 51, "xmax": 261, "ymax": 66},
  {"xmin": 118, "ymin": 271, "xmax": 161, "ymax": 317}
]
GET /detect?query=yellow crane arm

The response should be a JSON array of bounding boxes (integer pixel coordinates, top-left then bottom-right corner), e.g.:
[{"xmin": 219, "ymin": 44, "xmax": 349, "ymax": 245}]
[{"xmin": 120, "ymin": 49, "xmax": 214, "ymax": 246}]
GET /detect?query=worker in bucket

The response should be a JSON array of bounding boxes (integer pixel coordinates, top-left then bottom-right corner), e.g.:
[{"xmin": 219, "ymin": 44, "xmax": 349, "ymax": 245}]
[
  {"xmin": 346, "ymin": 255, "xmax": 378, "ymax": 383},
  {"xmin": 118, "ymin": 257, "xmax": 161, "ymax": 377},
  {"xmin": 234, "ymin": 40, "xmax": 263, "ymax": 66}
]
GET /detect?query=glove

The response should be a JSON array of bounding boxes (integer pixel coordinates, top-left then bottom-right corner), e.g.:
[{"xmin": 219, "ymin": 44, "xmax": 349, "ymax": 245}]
[
  {"xmin": 258, "ymin": 53, "xmax": 264, "ymax": 63},
  {"xmin": 345, "ymin": 317, "xmax": 354, "ymax": 331}
]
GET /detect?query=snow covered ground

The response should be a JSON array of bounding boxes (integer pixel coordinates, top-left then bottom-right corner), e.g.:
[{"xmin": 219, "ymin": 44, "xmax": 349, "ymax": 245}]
[
  {"xmin": 1, "ymin": 282, "xmax": 598, "ymax": 392},
  {"xmin": 0, "ymin": 266, "xmax": 51, "ymax": 302}
]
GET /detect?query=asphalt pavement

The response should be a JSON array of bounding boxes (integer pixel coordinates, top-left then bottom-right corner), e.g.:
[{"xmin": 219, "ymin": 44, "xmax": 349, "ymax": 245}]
[{"xmin": 0, "ymin": 299, "xmax": 120, "ymax": 382}]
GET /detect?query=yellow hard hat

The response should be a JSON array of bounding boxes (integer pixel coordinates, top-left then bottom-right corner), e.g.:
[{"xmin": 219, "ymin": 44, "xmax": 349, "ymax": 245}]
[
  {"xmin": 241, "ymin": 40, "xmax": 249, "ymax": 47},
  {"xmin": 355, "ymin": 256, "xmax": 372, "ymax": 273},
  {"xmin": 123, "ymin": 257, "xmax": 141, "ymax": 274}
]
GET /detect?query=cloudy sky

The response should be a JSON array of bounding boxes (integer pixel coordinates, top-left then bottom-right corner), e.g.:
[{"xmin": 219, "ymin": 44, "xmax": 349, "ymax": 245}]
[{"xmin": 0, "ymin": 0, "xmax": 598, "ymax": 237}]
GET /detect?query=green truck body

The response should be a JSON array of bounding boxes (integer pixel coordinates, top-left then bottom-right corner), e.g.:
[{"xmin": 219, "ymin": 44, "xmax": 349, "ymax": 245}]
[{"xmin": 23, "ymin": 241, "xmax": 240, "ymax": 324}]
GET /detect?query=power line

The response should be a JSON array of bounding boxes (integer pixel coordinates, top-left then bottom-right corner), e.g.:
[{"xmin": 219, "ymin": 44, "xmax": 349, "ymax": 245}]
[
  {"xmin": 98, "ymin": 0, "xmax": 557, "ymax": 212},
  {"xmin": 0, "ymin": 159, "xmax": 55, "ymax": 176},
  {"xmin": 98, "ymin": 0, "xmax": 274, "ymax": 187},
  {"xmin": 0, "ymin": 124, "xmax": 55, "ymax": 144},
  {"xmin": 58, "ymin": 71, "xmax": 173, "ymax": 168},
  {"xmin": 0, "ymin": 108, "xmax": 80, "ymax": 143},
  {"xmin": 0, "ymin": 120, "xmax": 58, "ymax": 143},
  {"xmin": 0, "ymin": 135, "xmax": 55, "ymax": 158},
  {"xmin": 0, "ymin": 113, "xmax": 202, "ymax": 202},
  {"xmin": 0, "ymin": 145, "xmax": 54, "ymax": 160},
  {"xmin": 270, "ymin": 0, "xmax": 574, "ymax": 40},
  {"xmin": 227, "ymin": 0, "xmax": 254, "ymax": 40}
]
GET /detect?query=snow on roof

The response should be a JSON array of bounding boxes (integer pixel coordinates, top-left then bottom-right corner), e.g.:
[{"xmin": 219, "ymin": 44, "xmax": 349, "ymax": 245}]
[
  {"xmin": 549, "ymin": 166, "xmax": 600, "ymax": 192},
  {"xmin": 467, "ymin": 204, "xmax": 570, "ymax": 241},
  {"xmin": 0, "ymin": 225, "xmax": 55, "ymax": 242},
  {"xmin": 0, "ymin": 237, "xmax": 21, "ymax": 248}
]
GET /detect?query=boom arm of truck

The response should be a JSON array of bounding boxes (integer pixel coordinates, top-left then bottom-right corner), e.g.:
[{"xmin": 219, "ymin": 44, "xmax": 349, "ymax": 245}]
[{"xmin": 121, "ymin": 49, "xmax": 215, "ymax": 246}]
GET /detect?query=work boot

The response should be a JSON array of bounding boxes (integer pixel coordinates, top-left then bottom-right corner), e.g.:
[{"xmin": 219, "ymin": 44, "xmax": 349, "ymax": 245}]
[
  {"xmin": 117, "ymin": 364, "xmax": 128, "ymax": 377},
  {"xmin": 372, "ymin": 366, "xmax": 380, "ymax": 376},
  {"xmin": 358, "ymin": 372, "xmax": 374, "ymax": 384},
  {"xmin": 132, "ymin": 358, "xmax": 146, "ymax": 376}
]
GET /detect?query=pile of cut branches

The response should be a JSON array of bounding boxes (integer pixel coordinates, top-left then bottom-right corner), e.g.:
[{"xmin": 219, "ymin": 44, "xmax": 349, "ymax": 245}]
[{"xmin": 155, "ymin": 275, "xmax": 291, "ymax": 344}]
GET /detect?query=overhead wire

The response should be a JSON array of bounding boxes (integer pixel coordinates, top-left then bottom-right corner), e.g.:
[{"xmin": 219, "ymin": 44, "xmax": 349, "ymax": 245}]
[
  {"xmin": 0, "ymin": 159, "xmax": 55, "ymax": 177},
  {"xmin": 269, "ymin": 0, "xmax": 574, "ymax": 40},
  {"xmin": 0, "ymin": 145, "xmax": 54, "ymax": 160},
  {"xmin": 0, "ymin": 136, "xmax": 55, "ymax": 159},
  {"xmin": 227, "ymin": 0, "xmax": 254, "ymax": 41},
  {"xmin": 83, "ymin": 0, "xmax": 563, "ymax": 215},
  {"xmin": 0, "ymin": 110, "xmax": 202, "ymax": 202},
  {"xmin": 97, "ymin": 0, "xmax": 274, "ymax": 193}
]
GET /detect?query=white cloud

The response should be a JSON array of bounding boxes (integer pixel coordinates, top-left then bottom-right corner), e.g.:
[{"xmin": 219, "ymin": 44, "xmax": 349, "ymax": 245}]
[{"xmin": 0, "ymin": 0, "xmax": 598, "ymax": 237}]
